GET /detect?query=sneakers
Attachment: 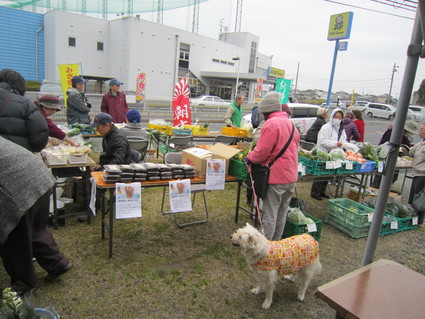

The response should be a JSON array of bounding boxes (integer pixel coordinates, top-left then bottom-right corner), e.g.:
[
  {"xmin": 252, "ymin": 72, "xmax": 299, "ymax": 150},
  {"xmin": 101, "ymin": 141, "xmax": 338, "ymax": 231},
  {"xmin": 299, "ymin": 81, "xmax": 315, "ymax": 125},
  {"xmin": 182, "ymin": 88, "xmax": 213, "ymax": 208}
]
[{"xmin": 44, "ymin": 262, "xmax": 73, "ymax": 283}]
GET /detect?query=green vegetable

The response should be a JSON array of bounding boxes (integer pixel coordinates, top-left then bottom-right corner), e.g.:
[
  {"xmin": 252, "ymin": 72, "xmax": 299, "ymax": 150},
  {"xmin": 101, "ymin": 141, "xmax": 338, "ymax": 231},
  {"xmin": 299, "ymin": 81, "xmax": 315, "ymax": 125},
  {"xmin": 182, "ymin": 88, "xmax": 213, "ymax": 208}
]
[
  {"xmin": 359, "ymin": 143, "xmax": 378, "ymax": 162},
  {"xmin": 305, "ymin": 218, "xmax": 315, "ymax": 224},
  {"xmin": 67, "ymin": 128, "xmax": 80, "ymax": 137},
  {"xmin": 287, "ymin": 208, "xmax": 306, "ymax": 224},
  {"xmin": 329, "ymin": 149, "xmax": 346, "ymax": 161}
]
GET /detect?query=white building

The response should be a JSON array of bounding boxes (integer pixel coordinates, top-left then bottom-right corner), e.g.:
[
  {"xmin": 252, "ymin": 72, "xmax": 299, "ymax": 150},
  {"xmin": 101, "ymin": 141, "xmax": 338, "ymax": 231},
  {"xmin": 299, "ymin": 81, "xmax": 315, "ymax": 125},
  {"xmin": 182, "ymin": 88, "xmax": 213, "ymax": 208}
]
[{"xmin": 43, "ymin": 10, "xmax": 276, "ymax": 103}]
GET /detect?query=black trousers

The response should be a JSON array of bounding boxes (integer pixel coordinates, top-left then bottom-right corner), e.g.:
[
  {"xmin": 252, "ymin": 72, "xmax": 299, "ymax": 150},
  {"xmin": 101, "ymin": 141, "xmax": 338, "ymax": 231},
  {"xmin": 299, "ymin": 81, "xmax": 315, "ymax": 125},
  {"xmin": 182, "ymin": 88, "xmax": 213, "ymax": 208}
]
[
  {"xmin": 0, "ymin": 190, "xmax": 69, "ymax": 289},
  {"xmin": 311, "ymin": 181, "xmax": 327, "ymax": 197},
  {"xmin": 408, "ymin": 176, "xmax": 425, "ymax": 225}
]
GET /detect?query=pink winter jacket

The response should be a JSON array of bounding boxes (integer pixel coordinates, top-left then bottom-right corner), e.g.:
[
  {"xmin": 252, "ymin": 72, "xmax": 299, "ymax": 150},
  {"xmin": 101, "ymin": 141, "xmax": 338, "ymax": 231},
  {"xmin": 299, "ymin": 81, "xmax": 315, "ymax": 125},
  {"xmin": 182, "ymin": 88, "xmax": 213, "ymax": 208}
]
[{"xmin": 247, "ymin": 112, "xmax": 300, "ymax": 184}]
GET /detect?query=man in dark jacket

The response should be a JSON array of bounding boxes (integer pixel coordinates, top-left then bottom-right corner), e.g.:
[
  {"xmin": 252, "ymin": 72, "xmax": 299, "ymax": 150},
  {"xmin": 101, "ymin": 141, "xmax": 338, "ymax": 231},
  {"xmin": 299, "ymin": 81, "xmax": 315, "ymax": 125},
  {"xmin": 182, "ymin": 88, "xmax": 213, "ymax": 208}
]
[
  {"xmin": 101, "ymin": 78, "xmax": 129, "ymax": 123},
  {"xmin": 66, "ymin": 76, "xmax": 91, "ymax": 125},
  {"xmin": 90, "ymin": 112, "xmax": 132, "ymax": 170},
  {"xmin": 0, "ymin": 69, "xmax": 48, "ymax": 152},
  {"xmin": 305, "ymin": 108, "xmax": 329, "ymax": 144}
]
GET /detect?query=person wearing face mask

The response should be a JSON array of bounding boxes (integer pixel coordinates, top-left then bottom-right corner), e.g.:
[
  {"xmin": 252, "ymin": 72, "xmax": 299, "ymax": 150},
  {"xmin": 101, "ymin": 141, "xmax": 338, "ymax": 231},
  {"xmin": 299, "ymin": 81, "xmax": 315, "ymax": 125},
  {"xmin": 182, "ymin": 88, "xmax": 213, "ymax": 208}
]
[
  {"xmin": 371, "ymin": 121, "xmax": 419, "ymax": 187},
  {"xmin": 310, "ymin": 109, "xmax": 347, "ymax": 200}
]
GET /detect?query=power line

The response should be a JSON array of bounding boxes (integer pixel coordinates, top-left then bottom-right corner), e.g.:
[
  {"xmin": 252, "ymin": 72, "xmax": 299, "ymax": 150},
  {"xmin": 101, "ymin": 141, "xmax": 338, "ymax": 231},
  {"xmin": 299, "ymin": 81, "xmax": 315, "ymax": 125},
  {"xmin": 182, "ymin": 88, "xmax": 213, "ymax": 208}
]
[{"xmin": 323, "ymin": 0, "xmax": 415, "ymax": 20}]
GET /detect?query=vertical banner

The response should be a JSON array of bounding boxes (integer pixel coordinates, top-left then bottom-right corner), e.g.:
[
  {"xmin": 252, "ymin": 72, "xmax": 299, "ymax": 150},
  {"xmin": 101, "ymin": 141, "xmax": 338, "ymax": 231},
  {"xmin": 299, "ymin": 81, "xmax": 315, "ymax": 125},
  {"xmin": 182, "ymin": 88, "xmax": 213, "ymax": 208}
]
[
  {"xmin": 254, "ymin": 78, "xmax": 263, "ymax": 102},
  {"xmin": 115, "ymin": 183, "xmax": 142, "ymax": 219},
  {"xmin": 205, "ymin": 159, "xmax": 226, "ymax": 190},
  {"xmin": 169, "ymin": 179, "xmax": 192, "ymax": 213},
  {"xmin": 172, "ymin": 77, "xmax": 192, "ymax": 127},
  {"xmin": 58, "ymin": 64, "xmax": 79, "ymax": 106},
  {"xmin": 136, "ymin": 72, "xmax": 146, "ymax": 103},
  {"xmin": 276, "ymin": 78, "xmax": 292, "ymax": 103}
]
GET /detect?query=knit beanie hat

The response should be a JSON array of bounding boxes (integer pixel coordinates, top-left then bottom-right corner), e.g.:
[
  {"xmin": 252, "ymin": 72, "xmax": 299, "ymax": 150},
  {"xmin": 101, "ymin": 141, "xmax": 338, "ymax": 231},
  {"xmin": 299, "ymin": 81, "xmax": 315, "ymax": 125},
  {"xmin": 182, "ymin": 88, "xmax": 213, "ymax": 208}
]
[
  {"xmin": 72, "ymin": 76, "xmax": 85, "ymax": 87},
  {"xmin": 126, "ymin": 109, "xmax": 141, "ymax": 123},
  {"xmin": 259, "ymin": 91, "xmax": 281, "ymax": 114}
]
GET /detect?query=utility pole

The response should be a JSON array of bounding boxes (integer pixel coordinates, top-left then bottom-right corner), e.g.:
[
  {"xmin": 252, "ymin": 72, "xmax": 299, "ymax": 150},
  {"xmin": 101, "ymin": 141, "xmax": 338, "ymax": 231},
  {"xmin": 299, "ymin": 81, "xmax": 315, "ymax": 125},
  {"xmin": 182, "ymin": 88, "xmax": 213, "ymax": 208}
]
[
  {"xmin": 388, "ymin": 63, "xmax": 399, "ymax": 104},
  {"xmin": 294, "ymin": 62, "xmax": 300, "ymax": 102}
]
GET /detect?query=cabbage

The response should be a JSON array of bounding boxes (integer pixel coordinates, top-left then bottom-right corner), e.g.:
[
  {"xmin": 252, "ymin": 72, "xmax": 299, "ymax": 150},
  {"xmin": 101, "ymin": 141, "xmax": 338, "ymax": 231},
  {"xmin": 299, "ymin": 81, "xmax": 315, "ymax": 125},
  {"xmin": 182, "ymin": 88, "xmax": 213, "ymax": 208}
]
[
  {"xmin": 329, "ymin": 149, "xmax": 346, "ymax": 160},
  {"xmin": 287, "ymin": 208, "xmax": 306, "ymax": 224}
]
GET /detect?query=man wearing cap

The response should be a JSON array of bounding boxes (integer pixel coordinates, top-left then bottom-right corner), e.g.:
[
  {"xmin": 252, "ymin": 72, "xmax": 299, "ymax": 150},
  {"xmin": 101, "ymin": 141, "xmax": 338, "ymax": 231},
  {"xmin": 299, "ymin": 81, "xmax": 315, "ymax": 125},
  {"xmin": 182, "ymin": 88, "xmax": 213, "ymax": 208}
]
[
  {"xmin": 224, "ymin": 94, "xmax": 245, "ymax": 128},
  {"xmin": 305, "ymin": 107, "xmax": 329, "ymax": 144},
  {"xmin": 245, "ymin": 91, "xmax": 300, "ymax": 241},
  {"xmin": 101, "ymin": 78, "xmax": 129, "ymax": 123},
  {"xmin": 37, "ymin": 94, "xmax": 78, "ymax": 147},
  {"xmin": 90, "ymin": 112, "xmax": 132, "ymax": 170},
  {"xmin": 66, "ymin": 76, "xmax": 91, "ymax": 125},
  {"xmin": 0, "ymin": 69, "xmax": 48, "ymax": 152}
]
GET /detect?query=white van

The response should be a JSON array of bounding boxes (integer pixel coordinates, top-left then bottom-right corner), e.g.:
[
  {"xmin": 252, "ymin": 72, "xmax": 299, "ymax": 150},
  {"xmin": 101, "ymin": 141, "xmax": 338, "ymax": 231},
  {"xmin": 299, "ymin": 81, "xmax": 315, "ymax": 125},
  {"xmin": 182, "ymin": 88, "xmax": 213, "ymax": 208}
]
[{"xmin": 242, "ymin": 103, "xmax": 321, "ymax": 135}]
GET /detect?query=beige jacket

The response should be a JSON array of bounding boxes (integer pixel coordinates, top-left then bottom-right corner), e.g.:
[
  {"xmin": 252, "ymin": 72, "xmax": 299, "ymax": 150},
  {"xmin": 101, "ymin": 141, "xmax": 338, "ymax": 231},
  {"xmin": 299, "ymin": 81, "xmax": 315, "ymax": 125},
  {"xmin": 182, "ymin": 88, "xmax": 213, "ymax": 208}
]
[{"xmin": 410, "ymin": 140, "xmax": 425, "ymax": 177}]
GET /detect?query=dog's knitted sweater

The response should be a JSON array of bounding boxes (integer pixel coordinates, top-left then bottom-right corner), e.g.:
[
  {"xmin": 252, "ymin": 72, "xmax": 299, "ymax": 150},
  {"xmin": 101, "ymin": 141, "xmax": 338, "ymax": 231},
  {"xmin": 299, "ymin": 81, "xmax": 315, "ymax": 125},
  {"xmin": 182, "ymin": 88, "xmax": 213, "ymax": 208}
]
[{"xmin": 251, "ymin": 234, "xmax": 319, "ymax": 275}]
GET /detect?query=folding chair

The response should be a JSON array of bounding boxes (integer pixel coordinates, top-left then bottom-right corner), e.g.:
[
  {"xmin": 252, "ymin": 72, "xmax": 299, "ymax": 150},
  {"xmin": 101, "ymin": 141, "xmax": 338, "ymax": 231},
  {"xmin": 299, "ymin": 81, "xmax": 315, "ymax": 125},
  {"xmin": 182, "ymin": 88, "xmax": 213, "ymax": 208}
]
[
  {"xmin": 213, "ymin": 135, "xmax": 237, "ymax": 145},
  {"xmin": 161, "ymin": 152, "xmax": 209, "ymax": 227},
  {"xmin": 127, "ymin": 137, "xmax": 149, "ymax": 161},
  {"xmin": 300, "ymin": 140, "xmax": 316, "ymax": 151}
]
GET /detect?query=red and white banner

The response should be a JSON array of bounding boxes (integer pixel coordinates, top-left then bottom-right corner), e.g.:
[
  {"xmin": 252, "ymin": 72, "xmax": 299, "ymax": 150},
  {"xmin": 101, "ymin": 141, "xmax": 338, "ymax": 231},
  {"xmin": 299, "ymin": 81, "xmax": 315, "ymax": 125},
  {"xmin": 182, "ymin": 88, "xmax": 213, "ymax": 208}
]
[{"xmin": 172, "ymin": 77, "xmax": 192, "ymax": 127}]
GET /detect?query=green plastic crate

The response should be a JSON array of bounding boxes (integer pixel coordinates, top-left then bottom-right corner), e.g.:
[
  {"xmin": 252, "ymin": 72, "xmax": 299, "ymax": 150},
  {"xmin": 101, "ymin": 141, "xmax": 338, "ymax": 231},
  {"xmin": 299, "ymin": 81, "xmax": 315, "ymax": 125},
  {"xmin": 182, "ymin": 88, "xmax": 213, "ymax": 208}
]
[
  {"xmin": 379, "ymin": 214, "xmax": 400, "ymax": 237},
  {"xmin": 298, "ymin": 157, "xmax": 336, "ymax": 176},
  {"xmin": 228, "ymin": 158, "xmax": 248, "ymax": 181},
  {"xmin": 326, "ymin": 198, "xmax": 374, "ymax": 238},
  {"xmin": 283, "ymin": 213, "xmax": 323, "ymax": 241},
  {"xmin": 395, "ymin": 216, "xmax": 418, "ymax": 232}
]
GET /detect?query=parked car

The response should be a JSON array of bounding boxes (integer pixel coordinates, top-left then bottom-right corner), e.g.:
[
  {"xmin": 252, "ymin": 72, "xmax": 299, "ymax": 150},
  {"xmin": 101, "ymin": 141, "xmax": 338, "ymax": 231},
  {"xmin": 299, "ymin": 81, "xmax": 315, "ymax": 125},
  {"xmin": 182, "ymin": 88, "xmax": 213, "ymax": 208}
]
[
  {"xmin": 364, "ymin": 102, "xmax": 396, "ymax": 120},
  {"xmin": 190, "ymin": 95, "xmax": 229, "ymax": 108},
  {"xmin": 242, "ymin": 103, "xmax": 320, "ymax": 135},
  {"xmin": 352, "ymin": 101, "xmax": 369, "ymax": 112},
  {"xmin": 407, "ymin": 105, "xmax": 425, "ymax": 121},
  {"xmin": 37, "ymin": 81, "xmax": 64, "ymax": 105}
]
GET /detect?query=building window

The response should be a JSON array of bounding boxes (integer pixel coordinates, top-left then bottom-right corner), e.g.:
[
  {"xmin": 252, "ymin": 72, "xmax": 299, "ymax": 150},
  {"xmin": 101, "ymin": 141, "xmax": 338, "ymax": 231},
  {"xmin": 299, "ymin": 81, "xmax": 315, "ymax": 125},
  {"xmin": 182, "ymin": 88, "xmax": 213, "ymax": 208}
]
[
  {"xmin": 179, "ymin": 43, "xmax": 190, "ymax": 69},
  {"xmin": 97, "ymin": 42, "xmax": 104, "ymax": 51},
  {"xmin": 69, "ymin": 37, "xmax": 76, "ymax": 47}
]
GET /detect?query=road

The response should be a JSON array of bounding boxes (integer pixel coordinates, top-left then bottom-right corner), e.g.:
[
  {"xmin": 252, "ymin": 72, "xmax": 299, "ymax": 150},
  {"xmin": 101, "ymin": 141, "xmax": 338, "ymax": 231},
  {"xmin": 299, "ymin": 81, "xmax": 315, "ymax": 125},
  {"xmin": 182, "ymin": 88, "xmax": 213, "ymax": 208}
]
[{"xmin": 207, "ymin": 118, "xmax": 422, "ymax": 146}]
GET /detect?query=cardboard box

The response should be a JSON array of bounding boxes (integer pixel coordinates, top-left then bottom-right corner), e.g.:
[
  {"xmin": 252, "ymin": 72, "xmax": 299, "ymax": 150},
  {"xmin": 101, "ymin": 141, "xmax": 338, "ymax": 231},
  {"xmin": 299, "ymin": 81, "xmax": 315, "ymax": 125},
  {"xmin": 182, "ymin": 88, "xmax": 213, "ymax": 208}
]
[{"xmin": 181, "ymin": 143, "xmax": 240, "ymax": 178}]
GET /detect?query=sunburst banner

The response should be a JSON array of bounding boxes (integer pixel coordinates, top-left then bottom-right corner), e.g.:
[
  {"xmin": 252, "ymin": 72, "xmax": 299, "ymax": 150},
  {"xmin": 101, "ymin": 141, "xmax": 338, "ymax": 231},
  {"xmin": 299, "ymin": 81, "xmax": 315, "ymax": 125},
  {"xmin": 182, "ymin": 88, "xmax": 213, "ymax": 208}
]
[{"xmin": 172, "ymin": 77, "xmax": 192, "ymax": 127}]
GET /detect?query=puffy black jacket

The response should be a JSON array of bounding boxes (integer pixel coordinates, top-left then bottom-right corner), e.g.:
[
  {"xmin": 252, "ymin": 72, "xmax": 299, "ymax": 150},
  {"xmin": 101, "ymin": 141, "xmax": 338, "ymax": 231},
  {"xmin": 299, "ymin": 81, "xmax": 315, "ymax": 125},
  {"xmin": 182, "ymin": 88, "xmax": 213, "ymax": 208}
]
[
  {"xmin": 0, "ymin": 84, "xmax": 48, "ymax": 152},
  {"xmin": 305, "ymin": 116, "xmax": 326, "ymax": 144},
  {"xmin": 100, "ymin": 125, "xmax": 132, "ymax": 166}
]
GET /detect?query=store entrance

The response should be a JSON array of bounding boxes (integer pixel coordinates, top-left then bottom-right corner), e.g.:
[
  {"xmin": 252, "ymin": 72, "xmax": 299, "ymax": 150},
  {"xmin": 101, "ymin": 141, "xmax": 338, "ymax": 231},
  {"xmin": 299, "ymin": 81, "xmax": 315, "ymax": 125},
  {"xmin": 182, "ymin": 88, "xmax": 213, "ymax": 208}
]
[{"xmin": 209, "ymin": 80, "xmax": 233, "ymax": 100}]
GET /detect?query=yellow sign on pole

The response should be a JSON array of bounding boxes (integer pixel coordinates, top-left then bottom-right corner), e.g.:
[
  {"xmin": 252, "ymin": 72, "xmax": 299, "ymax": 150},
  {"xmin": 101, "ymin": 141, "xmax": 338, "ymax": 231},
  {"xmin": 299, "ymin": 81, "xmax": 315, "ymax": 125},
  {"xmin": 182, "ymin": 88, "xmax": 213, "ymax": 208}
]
[
  {"xmin": 327, "ymin": 12, "xmax": 354, "ymax": 41},
  {"xmin": 268, "ymin": 67, "xmax": 285, "ymax": 78},
  {"xmin": 58, "ymin": 64, "xmax": 79, "ymax": 106}
]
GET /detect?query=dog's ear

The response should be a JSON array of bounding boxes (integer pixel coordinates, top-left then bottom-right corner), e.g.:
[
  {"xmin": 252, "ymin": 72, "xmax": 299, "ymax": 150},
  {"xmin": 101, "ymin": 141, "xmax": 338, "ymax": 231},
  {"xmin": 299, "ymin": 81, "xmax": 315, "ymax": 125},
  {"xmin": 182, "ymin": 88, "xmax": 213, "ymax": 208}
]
[{"xmin": 247, "ymin": 234, "xmax": 256, "ymax": 245}]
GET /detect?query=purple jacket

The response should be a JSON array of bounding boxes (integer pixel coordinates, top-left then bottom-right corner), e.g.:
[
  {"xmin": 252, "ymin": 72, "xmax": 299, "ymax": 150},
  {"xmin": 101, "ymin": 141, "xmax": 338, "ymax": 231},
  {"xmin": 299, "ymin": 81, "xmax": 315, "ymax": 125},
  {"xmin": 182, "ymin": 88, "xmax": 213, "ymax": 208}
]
[
  {"xmin": 343, "ymin": 117, "xmax": 360, "ymax": 142},
  {"xmin": 101, "ymin": 91, "xmax": 129, "ymax": 123}
]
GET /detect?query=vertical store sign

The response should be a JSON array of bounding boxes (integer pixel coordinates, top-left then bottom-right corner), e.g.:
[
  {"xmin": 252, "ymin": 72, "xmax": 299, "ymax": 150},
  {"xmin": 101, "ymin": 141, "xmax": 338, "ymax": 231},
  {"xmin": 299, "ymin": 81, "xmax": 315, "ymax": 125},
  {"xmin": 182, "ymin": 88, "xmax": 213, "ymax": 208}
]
[
  {"xmin": 275, "ymin": 78, "xmax": 292, "ymax": 103},
  {"xmin": 136, "ymin": 72, "xmax": 146, "ymax": 102},
  {"xmin": 172, "ymin": 77, "xmax": 192, "ymax": 127},
  {"xmin": 58, "ymin": 64, "xmax": 79, "ymax": 106},
  {"xmin": 254, "ymin": 78, "xmax": 263, "ymax": 101}
]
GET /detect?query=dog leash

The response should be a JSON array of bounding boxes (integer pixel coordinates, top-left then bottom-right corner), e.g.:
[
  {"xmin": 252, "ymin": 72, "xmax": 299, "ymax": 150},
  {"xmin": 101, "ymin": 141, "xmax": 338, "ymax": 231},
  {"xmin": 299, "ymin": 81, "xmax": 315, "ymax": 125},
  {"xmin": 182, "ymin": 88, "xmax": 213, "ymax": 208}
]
[{"xmin": 245, "ymin": 161, "xmax": 264, "ymax": 234}]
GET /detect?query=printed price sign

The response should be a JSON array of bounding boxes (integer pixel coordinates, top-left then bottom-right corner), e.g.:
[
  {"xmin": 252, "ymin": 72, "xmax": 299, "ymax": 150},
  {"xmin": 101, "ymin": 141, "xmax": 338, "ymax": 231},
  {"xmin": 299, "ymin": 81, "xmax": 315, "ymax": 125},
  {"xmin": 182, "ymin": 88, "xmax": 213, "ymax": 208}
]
[
  {"xmin": 345, "ymin": 160, "xmax": 353, "ymax": 170},
  {"xmin": 368, "ymin": 213, "xmax": 374, "ymax": 222},
  {"xmin": 390, "ymin": 221, "xmax": 398, "ymax": 230},
  {"xmin": 307, "ymin": 223, "xmax": 317, "ymax": 233}
]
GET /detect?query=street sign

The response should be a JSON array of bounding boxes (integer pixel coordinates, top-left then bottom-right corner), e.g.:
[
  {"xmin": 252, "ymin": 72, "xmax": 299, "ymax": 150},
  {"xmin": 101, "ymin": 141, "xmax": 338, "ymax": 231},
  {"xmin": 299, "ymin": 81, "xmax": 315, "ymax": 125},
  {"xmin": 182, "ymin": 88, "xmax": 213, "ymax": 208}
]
[
  {"xmin": 327, "ymin": 12, "xmax": 354, "ymax": 40},
  {"xmin": 339, "ymin": 41, "xmax": 348, "ymax": 51}
]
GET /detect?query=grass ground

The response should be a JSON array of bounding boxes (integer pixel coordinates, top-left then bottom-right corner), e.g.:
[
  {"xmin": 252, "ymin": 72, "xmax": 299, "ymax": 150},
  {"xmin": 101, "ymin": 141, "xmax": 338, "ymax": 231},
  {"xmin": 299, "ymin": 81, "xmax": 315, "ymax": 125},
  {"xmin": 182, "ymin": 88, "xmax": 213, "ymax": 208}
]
[{"xmin": 1, "ymin": 180, "xmax": 424, "ymax": 319}]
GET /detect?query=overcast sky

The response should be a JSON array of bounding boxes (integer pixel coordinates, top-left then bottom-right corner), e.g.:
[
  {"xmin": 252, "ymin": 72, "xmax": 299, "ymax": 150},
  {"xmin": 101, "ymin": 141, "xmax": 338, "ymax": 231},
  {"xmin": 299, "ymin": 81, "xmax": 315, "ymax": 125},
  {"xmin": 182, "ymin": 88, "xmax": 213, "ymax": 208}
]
[{"xmin": 136, "ymin": 0, "xmax": 423, "ymax": 98}]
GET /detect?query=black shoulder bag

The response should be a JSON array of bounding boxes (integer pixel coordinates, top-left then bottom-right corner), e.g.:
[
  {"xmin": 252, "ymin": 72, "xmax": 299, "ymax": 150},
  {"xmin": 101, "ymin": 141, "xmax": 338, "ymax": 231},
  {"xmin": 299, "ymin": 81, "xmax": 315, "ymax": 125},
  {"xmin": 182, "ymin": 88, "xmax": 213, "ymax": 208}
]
[{"xmin": 250, "ymin": 123, "xmax": 295, "ymax": 199}]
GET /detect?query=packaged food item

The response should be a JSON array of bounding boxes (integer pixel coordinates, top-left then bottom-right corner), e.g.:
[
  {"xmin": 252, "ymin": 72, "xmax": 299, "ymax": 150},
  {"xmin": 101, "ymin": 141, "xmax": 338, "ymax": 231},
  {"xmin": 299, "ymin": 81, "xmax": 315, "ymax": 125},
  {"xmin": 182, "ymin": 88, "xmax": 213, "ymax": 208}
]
[
  {"xmin": 147, "ymin": 175, "xmax": 160, "ymax": 181},
  {"xmin": 130, "ymin": 163, "xmax": 148, "ymax": 173},
  {"xmin": 103, "ymin": 165, "xmax": 122, "ymax": 175},
  {"xmin": 119, "ymin": 164, "xmax": 134, "ymax": 173}
]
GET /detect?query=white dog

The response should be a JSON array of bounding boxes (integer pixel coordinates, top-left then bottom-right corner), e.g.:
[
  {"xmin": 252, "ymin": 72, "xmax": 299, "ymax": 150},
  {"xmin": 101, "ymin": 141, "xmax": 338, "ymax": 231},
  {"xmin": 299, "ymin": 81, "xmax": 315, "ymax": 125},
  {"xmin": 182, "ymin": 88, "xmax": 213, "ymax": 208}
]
[{"xmin": 231, "ymin": 223, "xmax": 322, "ymax": 309}]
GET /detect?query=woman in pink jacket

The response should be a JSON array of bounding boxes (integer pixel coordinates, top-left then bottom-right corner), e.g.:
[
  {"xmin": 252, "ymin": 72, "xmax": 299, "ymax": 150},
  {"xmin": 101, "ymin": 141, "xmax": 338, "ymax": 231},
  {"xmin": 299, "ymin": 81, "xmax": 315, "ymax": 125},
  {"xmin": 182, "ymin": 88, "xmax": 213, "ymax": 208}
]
[{"xmin": 246, "ymin": 92, "xmax": 300, "ymax": 240}]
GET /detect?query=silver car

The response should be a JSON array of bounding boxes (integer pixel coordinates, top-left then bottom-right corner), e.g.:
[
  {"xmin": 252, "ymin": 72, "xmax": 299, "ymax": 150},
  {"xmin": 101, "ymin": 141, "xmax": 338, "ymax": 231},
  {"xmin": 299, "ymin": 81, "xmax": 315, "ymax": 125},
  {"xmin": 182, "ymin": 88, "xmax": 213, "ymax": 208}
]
[
  {"xmin": 37, "ymin": 81, "xmax": 64, "ymax": 105},
  {"xmin": 364, "ymin": 102, "xmax": 396, "ymax": 120},
  {"xmin": 190, "ymin": 95, "xmax": 229, "ymax": 108}
]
